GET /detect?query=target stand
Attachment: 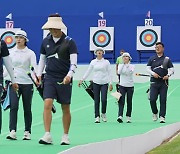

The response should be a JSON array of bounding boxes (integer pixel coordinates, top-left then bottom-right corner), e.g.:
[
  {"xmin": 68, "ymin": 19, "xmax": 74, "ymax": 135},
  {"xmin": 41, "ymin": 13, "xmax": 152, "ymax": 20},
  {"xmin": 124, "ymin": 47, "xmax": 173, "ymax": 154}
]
[{"xmin": 137, "ymin": 50, "xmax": 155, "ymax": 63}]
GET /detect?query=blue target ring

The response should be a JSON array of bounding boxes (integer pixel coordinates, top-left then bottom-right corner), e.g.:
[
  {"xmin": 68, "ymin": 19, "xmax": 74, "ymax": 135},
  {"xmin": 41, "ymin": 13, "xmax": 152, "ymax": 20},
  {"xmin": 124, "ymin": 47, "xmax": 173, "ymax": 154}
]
[
  {"xmin": 139, "ymin": 29, "xmax": 158, "ymax": 47},
  {"xmin": 93, "ymin": 30, "xmax": 111, "ymax": 47},
  {"xmin": 1, "ymin": 31, "xmax": 16, "ymax": 49}
]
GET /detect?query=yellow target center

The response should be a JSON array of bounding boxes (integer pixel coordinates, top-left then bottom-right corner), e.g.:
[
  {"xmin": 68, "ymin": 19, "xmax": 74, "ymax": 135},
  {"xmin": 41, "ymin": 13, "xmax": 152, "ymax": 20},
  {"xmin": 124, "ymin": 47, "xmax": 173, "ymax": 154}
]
[{"xmin": 99, "ymin": 36, "xmax": 105, "ymax": 42}]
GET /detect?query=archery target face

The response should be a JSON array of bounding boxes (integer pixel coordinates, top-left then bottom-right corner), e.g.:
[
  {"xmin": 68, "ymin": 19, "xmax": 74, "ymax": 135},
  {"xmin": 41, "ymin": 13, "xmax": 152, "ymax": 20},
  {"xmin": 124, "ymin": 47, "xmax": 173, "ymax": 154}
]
[
  {"xmin": 90, "ymin": 27, "xmax": 114, "ymax": 51},
  {"xmin": 0, "ymin": 28, "xmax": 21, "ymax": 50},
  {"xmin": 137, "ymin": 26, "xmax": 161, "ymax": 50},
  {"xmin": 1, "ymin": 31, "xmax": 16, "ymax": 49},
  {"xmin": 93, "ymin": 30, "xmax": 111, "ymax": 47}
]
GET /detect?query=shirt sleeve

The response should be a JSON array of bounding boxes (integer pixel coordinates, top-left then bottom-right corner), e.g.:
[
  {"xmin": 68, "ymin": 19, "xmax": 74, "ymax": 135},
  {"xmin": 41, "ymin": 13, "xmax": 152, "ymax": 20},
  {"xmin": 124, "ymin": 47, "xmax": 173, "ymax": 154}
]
[
  {"xmin": 67, "ymin": 53, "xmax": 78, "ymax": 77},
  {"xmin": 69, "ymin": 39, "xmax": 78, "ymax": 54},
  {"xmin": 107, "ymin": 61, "xmax": 113, "ymax": 84}
]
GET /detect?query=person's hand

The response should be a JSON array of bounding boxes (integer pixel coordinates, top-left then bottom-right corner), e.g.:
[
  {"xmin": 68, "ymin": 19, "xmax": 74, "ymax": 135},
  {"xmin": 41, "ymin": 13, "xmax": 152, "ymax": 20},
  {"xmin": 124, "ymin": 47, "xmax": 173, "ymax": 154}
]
[
  {"xmin": 63, "ymin": 76, "xmax": 71, "ymax": 84},
  {"xmin": 12, "ymin": 83, "xmax": 19, "ymax": 92},
  {"xmin": 153, "ymin": 73, "xmax": 160, "ymax": 78},
  {"xmin": 78, "ymin": 80, "xmax": 83, "ymax": 87},
  {"xmin": 163, "ymin": 75, "xmax": 169, "ymax": 80},
  {"xmin": 109, "ymin": 84, "xmax": 113, "ymax": 91},
  {"xmin": 36, "ymin": 76, "xmax": 42, "ymax": 86}
]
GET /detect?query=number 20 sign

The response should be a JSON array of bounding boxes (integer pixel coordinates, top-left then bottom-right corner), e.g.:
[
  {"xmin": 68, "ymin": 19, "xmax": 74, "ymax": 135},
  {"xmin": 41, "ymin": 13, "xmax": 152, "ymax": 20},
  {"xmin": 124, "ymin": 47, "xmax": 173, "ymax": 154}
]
[{"xmin": 98, "ymin": 19, "xmax": 106, "ymax": 27}]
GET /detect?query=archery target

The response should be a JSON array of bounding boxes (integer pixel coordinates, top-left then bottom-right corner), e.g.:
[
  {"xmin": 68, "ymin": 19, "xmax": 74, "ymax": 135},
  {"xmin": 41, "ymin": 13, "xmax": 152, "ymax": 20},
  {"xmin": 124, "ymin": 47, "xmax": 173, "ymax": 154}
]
[
  {"xmin": 137, "ymin": 26, "xmax": 161, "ymax": 50},
  {"xmin": 1, "ymin": 31, "xmax": 16, "ymax": 49},
  {"xmin": 90, "ymin": 27, "xmax": 114, "ymax": 51},
  {"xmin": 0, "ymin": 28, "xmax": 21, "ymax": 51}
]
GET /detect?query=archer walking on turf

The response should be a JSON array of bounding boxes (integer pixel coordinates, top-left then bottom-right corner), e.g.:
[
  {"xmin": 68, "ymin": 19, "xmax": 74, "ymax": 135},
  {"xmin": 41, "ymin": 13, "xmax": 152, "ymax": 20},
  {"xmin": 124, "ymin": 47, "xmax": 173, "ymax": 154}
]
[
  {"xmin": 117, "ymin": 52, "xmax": 135, "ymax": 123},
  {"xmin": 37, "ymin": 13, "xmax": 78, "ymax": 145},
  {"xmin": 5, "ymin": 30, "xmax": 37, "ymax": 140},
  {"xmin": 78, "ymin": 47, "xmax": 113, "ymax": 123},
  {"xmin": 147, "ymin": 42, "xmax": 174, "ymax": 123},
  {"xmin": 0, "ymin": 39, "xmax": 18, "ymax": 134}
]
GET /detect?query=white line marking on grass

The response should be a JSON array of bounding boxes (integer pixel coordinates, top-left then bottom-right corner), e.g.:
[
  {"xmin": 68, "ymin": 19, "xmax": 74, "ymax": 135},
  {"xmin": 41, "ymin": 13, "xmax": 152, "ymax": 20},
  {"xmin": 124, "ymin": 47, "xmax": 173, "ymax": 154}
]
[
  {"xmin": 1, "ymin": 103, "xmax": 94, "ymax": 136},
  {"xmin": 167, "ymin": 84, "xmax": 180, "ymax": 97},
  {"xmin": 0, "ymin": 83, "xmax": 165, "ymax": 136}
]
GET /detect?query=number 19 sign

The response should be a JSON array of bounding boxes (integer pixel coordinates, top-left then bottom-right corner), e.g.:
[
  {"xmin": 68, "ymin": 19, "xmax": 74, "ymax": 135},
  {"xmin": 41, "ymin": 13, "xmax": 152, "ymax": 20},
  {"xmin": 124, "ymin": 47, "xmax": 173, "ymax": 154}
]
[{"xmin": 98, "ymin": 19, "xmax": 106, "ymax": 27}]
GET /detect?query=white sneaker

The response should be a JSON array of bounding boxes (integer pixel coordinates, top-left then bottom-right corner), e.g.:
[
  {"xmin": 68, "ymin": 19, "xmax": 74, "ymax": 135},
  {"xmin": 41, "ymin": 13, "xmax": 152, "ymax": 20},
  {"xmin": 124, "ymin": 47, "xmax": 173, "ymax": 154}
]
[
  {"xmin": 6, "ymin": 130, "xmax": 17, "ymax": 140},
  {"xmin": 152, "ymin": 114, "xmax": 158, "ymax": 121},
  {"xmin": 126, "ymin": 116, "xmax": 131, "ymax": 123},
  {"xmin": 117, "ymin": 116, "xmax": 123, "ymax": 123},
  {"xmin": 61, "ymin": 134, "xmax": 70, "ymax": 145},
  {"xmin": 23, "ymin": 131, "xmax": 31, "ymax": 140},
  {"xmin": 101, "ymin": 113, "xmax": 107, "ymax": 122},
  {"xmin": 160, "ymin": 116, "xmax": 165, "ymax": 123},
  {"xmin": 95, "ymin": 116, "xmax": 100, "ymax": 123},
  {"xmin": 39, "ymin": 133, "xmax": 53, "ymax": 145}
]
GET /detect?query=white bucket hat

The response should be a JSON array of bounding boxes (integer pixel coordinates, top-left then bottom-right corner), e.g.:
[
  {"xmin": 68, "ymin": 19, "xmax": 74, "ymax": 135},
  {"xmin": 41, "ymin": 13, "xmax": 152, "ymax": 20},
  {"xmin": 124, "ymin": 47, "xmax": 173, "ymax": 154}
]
[
  {"xmin": 14, "ymin": 30, "xmax": 29, "ymax": 42},
  {"xmin": 42, "ymin": 14, "xmax": 66, "ymax": 30},
  {"xmin": 94, "ymin": 47, "xmax": 105, "ymax": 55},
  {"xmin": 122, "ymin": 52, "xmax": 132, "ymax": 60}
]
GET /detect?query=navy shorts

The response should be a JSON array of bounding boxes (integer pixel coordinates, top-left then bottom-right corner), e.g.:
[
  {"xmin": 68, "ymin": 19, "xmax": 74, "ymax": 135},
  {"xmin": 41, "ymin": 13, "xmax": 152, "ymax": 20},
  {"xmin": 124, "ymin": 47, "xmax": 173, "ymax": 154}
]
[{"xmin": 43, "ymin": 78, "xmax": 72, "ymax": 104}]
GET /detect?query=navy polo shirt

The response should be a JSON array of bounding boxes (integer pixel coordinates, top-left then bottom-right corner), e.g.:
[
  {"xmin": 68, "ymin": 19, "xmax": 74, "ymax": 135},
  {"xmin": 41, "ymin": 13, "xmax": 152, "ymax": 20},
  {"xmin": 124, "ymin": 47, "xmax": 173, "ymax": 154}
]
[
  {"xmin": 0, "ymin": 40, "xmax": 10, "ymax": 83},
  {"xmin": 40, "ymin": 33, "xmax": 78, "ymax": 81},
  {"xmin": 147, "ymin": 54, "xmax": 173, "ymax": 82}
]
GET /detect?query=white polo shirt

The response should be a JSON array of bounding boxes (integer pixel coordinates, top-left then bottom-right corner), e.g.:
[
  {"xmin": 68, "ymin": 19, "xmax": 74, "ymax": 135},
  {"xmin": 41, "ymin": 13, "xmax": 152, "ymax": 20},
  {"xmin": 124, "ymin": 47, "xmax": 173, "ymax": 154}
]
[
  {"xmin": 82, "ymin": 58, "xmax": 112, "ymax": 85},
  {"xmin": 8, "ymin": 46, "xmax": 37, "ymax": 84}
]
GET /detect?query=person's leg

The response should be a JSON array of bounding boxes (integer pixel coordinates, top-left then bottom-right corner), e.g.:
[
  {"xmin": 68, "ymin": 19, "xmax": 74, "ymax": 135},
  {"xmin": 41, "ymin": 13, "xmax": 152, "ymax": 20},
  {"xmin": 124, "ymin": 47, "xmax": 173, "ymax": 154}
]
[
  {"xmin": 9, "ymin": 85, "xmax": 20, "ymax": 132},
  {"xmin": 39, "ymin": 98, "xmax": 53, "ymax": 144},
  {"xmin": 43, "ymin": 98, "xmax": 53, "ymax": 132},
  {"xmin": 149, "ymin": 83, "xmax": 159, "ymax": 114},
  {"xmin": 100, "ymin": 84, "xmax": 108, "ymax": 122},
  {"xmin": 6, "ymin": 85, "xmax": 21, "ymax": 140},
  {"xmin": 101, "ymin": 84, "xmax": 108, "ymax": 114},
  {"xmin": 93, "ymin": 83, "xmax": 101, "ymax": 118},
  {"xmin": 61, "ymin": 104, "xmax": 71, "ymax": 134},
  {"xmin": 117, "ymin": 86, "xmax": 126, "ymax": 123},
  {"xmin": 118, "ymin": 86, "xmax": 126, "ymax": 117},
  {"xmin": 126, "ymin": 87, "xmax": 134, "ymax": 117},
  {"xmin": 159, "ymin": 83, "xmax": 168, "ymax": 119},
  {"xmin": 21, "ymin": 84, "xmax": 33, "ymax": 134}
]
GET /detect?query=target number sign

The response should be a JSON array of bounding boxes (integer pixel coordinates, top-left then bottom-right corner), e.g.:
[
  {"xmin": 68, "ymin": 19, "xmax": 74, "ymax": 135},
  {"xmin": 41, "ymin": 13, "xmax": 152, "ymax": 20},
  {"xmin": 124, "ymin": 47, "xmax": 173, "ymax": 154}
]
[
  {"xmin": 145, "ymin": 19, "xmax": 153, "ymax": 26},
  {"xmin": 98, "ymin": 19, "xmax": 106, "ymax": 27},
  {"xmin": 6, "ymin": 21, "xmax": 14, "ymax": 29},
  {"xmin": 137, "ymin": 26, "xmax": 161, "ymax": 50},
  {"xmin": 90, "ymin": 27, "xmax": 114, "ymax": 51}
]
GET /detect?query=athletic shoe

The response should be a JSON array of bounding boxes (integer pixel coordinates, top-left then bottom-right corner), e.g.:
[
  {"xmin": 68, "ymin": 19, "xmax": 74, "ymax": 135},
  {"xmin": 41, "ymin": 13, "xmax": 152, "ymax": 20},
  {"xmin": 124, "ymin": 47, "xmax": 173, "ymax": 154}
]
[
  {"xmin": 126, "ymin": 116, "xmax": 131, "ymax": 123},
  {"xmin": 117, "ymin": 116, "xmax": 123, "ymax": 123},
  {"xmin": 101, "ymin": 113, "xmax": 107, "ymax": 122},
  {"xmin": 160, "ymin": 116, "xmax": 165, "ymax": 123},
  {"xmin": 61, "ymin": 134, "xmax": 70, "ymax": 145},
  {"xmin": 6, "ymin": 130, "xmax": 17, "ymax": 140},
  {"xmin": 23, "ymin": 131, "xmax": 31, "ymax": 140},
  {"xmin": 152, "ymin": 114, "xmax": 158, "ymax": 121},
  {"xmin": 95, "ymin": 116, "xmax": 100, "ymax": 123},
  {"xmin": 39, "ymin": 133, "xmax": 53, "ymax": 145}
]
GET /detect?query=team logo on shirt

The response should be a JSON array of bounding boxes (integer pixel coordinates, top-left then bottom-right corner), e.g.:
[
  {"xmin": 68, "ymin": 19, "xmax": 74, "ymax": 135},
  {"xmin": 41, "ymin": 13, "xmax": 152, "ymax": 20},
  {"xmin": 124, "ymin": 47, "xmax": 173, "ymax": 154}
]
[{"xmin": 1, "ymin": 31, "xmax": 16, "ymax": 49}]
